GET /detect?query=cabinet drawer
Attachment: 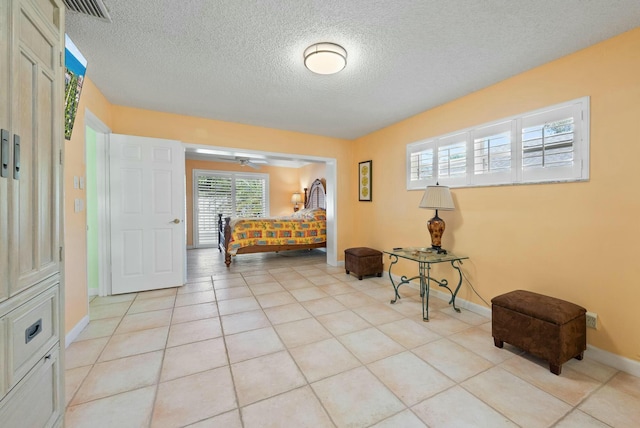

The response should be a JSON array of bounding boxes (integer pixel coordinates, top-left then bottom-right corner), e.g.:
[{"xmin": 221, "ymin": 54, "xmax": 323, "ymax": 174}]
[
  {"xmin": 0, "ymin": 346, "xmax": 61, "ymax": 428},
  {"xmin": 0, "ymin": 317, "xmax": 5, "ymax": 397},
  {"xmin": 6, "ymin": 284, "xmax": 59, "ymax": 389}
]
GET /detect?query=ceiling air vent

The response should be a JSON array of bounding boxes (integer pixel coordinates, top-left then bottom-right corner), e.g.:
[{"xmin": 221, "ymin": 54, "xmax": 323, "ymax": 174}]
[{"xmin": 63, "ymin": 0, "xmax": 112, "ymax": 22}]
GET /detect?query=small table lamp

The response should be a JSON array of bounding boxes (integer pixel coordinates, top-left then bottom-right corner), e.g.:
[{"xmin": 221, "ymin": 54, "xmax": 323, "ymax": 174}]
[
  {"xmin": 419, "ymin": 184, "xmax": 455, "ymax": 250},
  {"xmin": 291, "ymin": 192, "xmax": 302, "ymax": 212}
]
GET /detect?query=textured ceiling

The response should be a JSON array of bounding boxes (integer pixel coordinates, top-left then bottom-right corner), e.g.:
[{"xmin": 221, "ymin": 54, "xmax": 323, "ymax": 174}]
[{"xmin": 65, "ymin": 0, "xmax": 640, "ymax": 140}]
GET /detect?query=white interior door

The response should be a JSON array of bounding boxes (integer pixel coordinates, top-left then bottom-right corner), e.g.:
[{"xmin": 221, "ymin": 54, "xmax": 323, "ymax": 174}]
[{"xmin": 109, "ymin": 134, "xmax": 185, "ymax": 294}]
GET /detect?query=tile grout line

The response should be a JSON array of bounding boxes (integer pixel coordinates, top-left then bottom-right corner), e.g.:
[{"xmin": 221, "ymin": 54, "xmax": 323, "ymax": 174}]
[
  {"xmin": 66, "ymin": 296, "xmax": 135, "ymax": 409},
  {"xmin": 66, "ymin": 250, "xmax": 631, "ymax": 427},
  {"xmin": 236, "ymin": 267, "xmax": 335, "ymax": 424},
  {"xmin": 145, "ymin": 289, "xmax": 179, "ymax": 427},
  {"xmin": 257, "ymin": 270, "xmax": 345, "ymax": 428},
  {"xmin": 212, "ymin": 274, "xmax": 247, "ymax": 428}
]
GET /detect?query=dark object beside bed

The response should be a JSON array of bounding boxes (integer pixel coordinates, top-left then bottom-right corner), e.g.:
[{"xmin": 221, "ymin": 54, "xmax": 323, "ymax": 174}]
[
  {"xmin": 492, "ymin": 289, "xmax": 586, "ymax": 375},
  {"xmin": 218, "ymin": 179, "xmax": 327, "ymax": 267},
  {"xmin": 344, "ymin": 247, "xmax": 383, "ymax": 280}
]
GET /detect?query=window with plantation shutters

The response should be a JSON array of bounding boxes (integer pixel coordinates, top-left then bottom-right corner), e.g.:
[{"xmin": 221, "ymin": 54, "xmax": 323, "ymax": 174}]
[
  {"xmin": 406, "ymin": 97, "xmax": 589, "ymax": 189},
  {"xmin": 235, "ymin": 176, "xmax": 268, "ymax": 217},
  {"xmin": 474, "ymin": 132, "xmax": 511, "ymax": 172},
  {"xmin": 437, "ymin": 134, "xmax": 467, "ymax": 186},
  {"xmin": 409, "ymin": 146, "xmax": 434, "ymax": 186},
  {"xmin": 193, "ymin": 170, "xmax": 269, "ymax": 248},
  {"xmin": 472, "ymin": 120, "xmax": 515, "ymax": 185},
  {"xmin": 195, "ymin": 174, "xmax": 232, "ymax": 247},
  {"xmin": 439, "ymin": 142, "xmax": 466, "ymax": 177},
  {"xmin": 520, "ymin": 103, "xmax": 583, "ymax": 183}
]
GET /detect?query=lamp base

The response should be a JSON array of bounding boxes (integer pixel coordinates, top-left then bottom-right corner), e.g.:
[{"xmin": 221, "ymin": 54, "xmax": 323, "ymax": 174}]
[{"xmin": 427, "ymin": 212, "xmax": 446, "ymax": 250}]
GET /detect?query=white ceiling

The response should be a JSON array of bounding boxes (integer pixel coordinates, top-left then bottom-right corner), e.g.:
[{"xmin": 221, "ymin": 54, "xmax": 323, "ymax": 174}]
[{"xmin": 65, "ymin": 1, "xmax": 640, "ymax": 141}]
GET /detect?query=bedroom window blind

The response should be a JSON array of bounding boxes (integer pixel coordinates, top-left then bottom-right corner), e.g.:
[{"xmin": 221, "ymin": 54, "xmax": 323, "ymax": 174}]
[
  {"xmin": 406, "ymin": 96, "xmax": 589, "ymax": 189},
  {"xmin": 193, "ymin": 170, "xmax": 269, "ymax": 248}
]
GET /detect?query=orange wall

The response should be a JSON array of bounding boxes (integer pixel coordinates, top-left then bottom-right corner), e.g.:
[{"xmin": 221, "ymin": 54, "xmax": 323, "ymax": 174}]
[
  {"xmin": 185, "ymin": 159, "xmax": 301, "ymax": 247},
  {"xmin": 64, "ymin": 78, "xmax": 113, "ymax": 333},
  {"xmin": 64, "ymin": 29, "xmax": 640, "ymax": 363},
  {"xmin": 63, "ymin": 81, "xmax": 351, "ymax": 336},
  {"xmin": 109, "ymin": 106, "xmax": 355, "ymax": 253},
  {"xmin": 299, "ymin": 163, "xmax": 327, "ymax": 195},
  {"xmin": 353, "ymin": 28, "xmax": 640, "ymax": 362}
]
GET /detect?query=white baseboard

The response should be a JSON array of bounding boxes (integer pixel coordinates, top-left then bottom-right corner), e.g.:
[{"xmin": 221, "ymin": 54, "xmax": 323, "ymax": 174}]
[
  {"xmin": 65, "ymin": 315, "xmax": 90, "ymax": 348},
  {"xmin": 393, "ymin": 274, "xmax": 640, "ymax": 377},
  {"xmin": 585, "ymin": 344, "xmax": 640, "ymax": 378},
  {"xmin": 394, "ymin": 274, "xmax": 491, "ymax": 318},
  {"xmin": 187, "ymin": 245, "xmax": 195, "ymax": 249},
  {"xmin": 88, "ymin": 288, "xmax": 99, "ymax": 297},
  {"xmin": 429, "ymin": 287, "xmax": 492, "ymax": 318}
]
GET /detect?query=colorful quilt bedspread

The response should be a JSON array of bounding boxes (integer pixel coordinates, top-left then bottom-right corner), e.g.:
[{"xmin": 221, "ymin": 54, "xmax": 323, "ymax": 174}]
[{"xmin": 228, "ymin": 208, "xmax": 326, "ymax": 255}]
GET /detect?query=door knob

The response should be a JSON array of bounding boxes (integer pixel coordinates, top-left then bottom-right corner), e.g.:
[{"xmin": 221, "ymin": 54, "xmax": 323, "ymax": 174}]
[{"xmin": 172, "ymin": 218, "xmax": 181, "ymax": 224}]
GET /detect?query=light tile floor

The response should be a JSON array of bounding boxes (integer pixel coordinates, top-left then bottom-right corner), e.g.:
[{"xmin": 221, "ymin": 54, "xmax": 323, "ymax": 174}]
[{"xmin": 65, "ymin": 249, "xmax": 640, "ymax": 427}]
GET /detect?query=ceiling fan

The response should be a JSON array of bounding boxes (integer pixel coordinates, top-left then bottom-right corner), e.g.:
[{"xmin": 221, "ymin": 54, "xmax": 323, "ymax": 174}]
[{"xmin": 236, "ymin": 157, "xmax": 268, "ymax": 169}]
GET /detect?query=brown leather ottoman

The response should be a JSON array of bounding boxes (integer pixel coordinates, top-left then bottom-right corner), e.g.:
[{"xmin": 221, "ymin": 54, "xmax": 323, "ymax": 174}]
[
  {"xmin": 344, "ymin": 247, "xmax": 383, "ymax": 280},
  {"xmin": 492, "ymin": 290, "xmax": 586, "ymax": 375}
]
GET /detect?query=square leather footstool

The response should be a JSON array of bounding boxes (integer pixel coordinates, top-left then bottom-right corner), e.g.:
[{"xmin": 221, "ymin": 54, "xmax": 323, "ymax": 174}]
[
  {"xmin": 492, "ymin": 289, "xmax": 586, "ymax": 375},
  {"xmin": 344, "ymin": 247, "xmax": 383, "ymax": 280}
]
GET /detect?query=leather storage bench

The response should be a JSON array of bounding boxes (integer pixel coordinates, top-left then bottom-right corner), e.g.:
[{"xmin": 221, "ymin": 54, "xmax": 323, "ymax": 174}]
[
  {"xmin": 344, "ymin": 247, "xmax": 383, "ymax": 280},
  {"xmin": 492, "ymin": 290, "xmax": 586, "ymax": 375}
]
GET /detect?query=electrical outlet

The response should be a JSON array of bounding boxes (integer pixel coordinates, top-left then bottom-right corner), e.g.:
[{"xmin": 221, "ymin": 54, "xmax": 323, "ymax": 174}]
[{"xmin": 586, "ymin": 311, "xmax": 598, "ymax": 329}]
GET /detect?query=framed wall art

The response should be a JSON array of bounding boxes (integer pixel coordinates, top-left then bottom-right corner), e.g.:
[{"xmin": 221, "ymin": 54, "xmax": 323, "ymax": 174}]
[{"xmin": 359, "ymin": 160, "xmax": 372, "ymax": 201}]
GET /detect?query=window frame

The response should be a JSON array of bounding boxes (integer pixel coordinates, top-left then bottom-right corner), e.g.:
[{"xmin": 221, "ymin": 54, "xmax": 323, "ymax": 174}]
[
  {"xmin": 406, "ymin": 96, "xmax": 590, "ymax": 190},
  {"xmin": 192, "ymin": 169, "xmax": 270, "ymax": 248}
]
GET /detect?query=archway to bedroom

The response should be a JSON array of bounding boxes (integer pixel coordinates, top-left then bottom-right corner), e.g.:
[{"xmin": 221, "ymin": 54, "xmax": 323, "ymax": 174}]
[
  {"xmin": 183, "ymin": 142, "xmax": 338, "ymax": 269},
  {"xmin": 83, "ymin": 129, "xmax": 338, "ymax": 299}
]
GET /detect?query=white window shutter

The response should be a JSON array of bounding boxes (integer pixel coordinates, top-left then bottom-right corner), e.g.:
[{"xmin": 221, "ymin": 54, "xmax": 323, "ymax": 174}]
[{"xmin": 193, "ymin": 170, "xmax": 269, "ymax": 248}]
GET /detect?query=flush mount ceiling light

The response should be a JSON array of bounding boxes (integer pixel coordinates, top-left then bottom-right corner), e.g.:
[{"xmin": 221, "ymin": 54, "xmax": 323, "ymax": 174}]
[{"xmin": 304, "ymin": 42, "xmax": 347, "ymax": 75}]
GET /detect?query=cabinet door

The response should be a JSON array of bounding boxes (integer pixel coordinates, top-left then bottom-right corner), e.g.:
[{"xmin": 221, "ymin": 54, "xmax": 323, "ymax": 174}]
[
  {"xmin": 0, "ymin": 346, "xmax": 61, "ymax": 428},
  {"xmin": 0, "ymin": 0, "xmax": 10, "ymax": 303},
  {"xmin": 8, "ymin": 0, "xmax": 63, "ymax": 296}
]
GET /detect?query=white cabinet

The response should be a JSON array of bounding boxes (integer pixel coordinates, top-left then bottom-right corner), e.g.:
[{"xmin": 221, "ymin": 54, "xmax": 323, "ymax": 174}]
[
  {"xmin": 6, "ymin": 280, "xmax": 60, "ymax": 392},
  {"xmin": 0, "ymin": 345, "xmax": 62, "ymax": 428},
  {"xmin": 0, "ymin": 0, "xmax": 10, "ymax": 304},
  {"xmin": 0, "ymin": 0, "xmax": 65, "ymax": 427},
  {"xmin": 7, "ymin": 0, "xmax": 63, "ymax": 296}
]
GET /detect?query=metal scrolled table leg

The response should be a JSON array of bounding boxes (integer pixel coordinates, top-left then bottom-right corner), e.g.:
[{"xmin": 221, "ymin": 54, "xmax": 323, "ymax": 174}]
[
  {"xmin": 448, "ymin": 259, "xmax": 464, "ymax": 313},
  {"xmin": 388, "ymin": 254, "xmax": 422, "ymax": 305},
  {"xmin": 388, "ymin": 255, "xmax": 401, "ymax": 303},
  {"xmin": 422, "ymin": 262, "xmax": 430, "ymax": 321}
]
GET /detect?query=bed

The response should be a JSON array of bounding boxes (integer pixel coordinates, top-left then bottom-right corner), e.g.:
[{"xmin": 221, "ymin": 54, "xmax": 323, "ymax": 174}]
[{"xmin": 218, "ymin": 179, "xmax": 327, "ymax": 267}]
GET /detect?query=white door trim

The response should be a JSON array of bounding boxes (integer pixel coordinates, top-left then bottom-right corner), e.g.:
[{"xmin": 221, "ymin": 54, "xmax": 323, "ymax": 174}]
[
  {"xmin": 84, "ymin": 109, "xmax": 112, "ymax": 296},
  {"xmin": 324, "ymin": 159, "xmax": 338, "ymax": 267}
]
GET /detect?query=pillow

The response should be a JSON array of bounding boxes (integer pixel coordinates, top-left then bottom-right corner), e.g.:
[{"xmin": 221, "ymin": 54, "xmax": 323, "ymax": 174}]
[
  {"xmin": 290, "ymin": 208, "xmax": 326, "ymax": 220},
  {"xmin": 291, "ymin": 208, "xmax": 315, "ymax": 219}
]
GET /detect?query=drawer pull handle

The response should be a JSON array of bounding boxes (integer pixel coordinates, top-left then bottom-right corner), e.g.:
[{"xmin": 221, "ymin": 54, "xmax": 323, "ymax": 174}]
[
  {"xmin": 13, "ymin": 134, "xmax": 20, "ymax": 180},
  {"xmin": 25, "ymin": 318, "xmax": 42, "ymax": 344},
  {"xmin": 1, "ymin": 129, "xmax": 8, "ymax": 178}
]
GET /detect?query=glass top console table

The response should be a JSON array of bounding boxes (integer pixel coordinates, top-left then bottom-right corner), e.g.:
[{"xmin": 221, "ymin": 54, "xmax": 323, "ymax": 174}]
[{"xmin": 383, "ymin": 248, "xmax": 469, "ymax": 321}]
